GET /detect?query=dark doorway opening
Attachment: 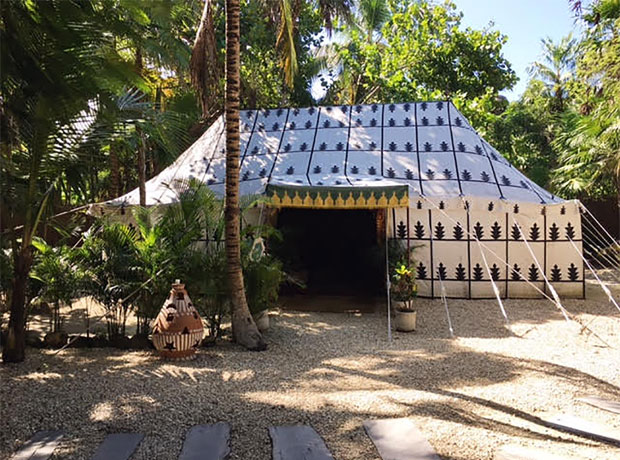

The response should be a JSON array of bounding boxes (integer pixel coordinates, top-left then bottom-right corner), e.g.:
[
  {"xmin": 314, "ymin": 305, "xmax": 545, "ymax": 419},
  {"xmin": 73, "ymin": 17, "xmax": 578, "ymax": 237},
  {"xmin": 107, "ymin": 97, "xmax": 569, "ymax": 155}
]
[{"xmin": 275, "ymin": 208, "xmax": 384, "ymax": 296}]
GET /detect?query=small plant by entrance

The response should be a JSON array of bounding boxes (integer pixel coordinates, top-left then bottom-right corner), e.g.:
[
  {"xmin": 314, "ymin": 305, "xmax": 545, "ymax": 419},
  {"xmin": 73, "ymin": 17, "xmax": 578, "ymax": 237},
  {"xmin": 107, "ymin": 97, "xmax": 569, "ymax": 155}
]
[{"xmin": 391, "ymin": 264, "xmax": 418, "ymax": 332}]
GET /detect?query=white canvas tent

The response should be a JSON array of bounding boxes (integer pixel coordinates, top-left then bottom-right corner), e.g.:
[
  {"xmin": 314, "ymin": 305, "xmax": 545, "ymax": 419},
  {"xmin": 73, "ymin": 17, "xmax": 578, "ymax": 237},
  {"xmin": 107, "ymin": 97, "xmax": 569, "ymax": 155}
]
[{"xmin": 90, "ymin": 101, "xmax": 585, "ymax": 299}]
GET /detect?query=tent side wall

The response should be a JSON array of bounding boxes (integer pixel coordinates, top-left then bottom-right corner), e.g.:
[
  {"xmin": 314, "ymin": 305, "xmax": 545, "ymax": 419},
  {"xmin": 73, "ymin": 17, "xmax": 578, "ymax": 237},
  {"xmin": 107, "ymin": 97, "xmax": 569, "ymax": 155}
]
[{"xmin": 388, "ymin": 198, "xmax": 584, "ymax": 299}]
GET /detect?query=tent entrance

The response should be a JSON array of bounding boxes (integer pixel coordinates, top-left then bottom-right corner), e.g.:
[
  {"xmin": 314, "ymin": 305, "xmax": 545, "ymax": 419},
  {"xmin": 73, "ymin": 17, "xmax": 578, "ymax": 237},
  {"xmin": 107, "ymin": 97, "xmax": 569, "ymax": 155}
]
[{"xmin": 275, "ymin": 208, "xmax": 384, "ymax": 297}]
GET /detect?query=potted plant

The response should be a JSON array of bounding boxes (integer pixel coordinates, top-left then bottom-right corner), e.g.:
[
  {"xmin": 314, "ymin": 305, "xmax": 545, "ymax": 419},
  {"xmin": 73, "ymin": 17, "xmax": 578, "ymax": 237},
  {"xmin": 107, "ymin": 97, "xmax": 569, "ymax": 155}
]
[{"xmin": 391, "ymin": 264, "xmax": 418, "ymax": 332}]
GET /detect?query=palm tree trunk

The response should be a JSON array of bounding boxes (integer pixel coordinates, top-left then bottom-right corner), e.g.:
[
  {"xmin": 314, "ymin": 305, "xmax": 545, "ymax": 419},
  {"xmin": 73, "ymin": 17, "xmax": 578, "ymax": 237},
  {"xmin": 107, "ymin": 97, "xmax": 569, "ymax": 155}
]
[
  {"xmin": 224, "ymin": 0, "xmax": 266, "ymax": 350},
  {"xmin": 137, "ymin": 129, "xmax": 146, "ymax": 206},
  {"xmin": 109, "ymin": 145, "xmax": 120, "ymax": 199}
]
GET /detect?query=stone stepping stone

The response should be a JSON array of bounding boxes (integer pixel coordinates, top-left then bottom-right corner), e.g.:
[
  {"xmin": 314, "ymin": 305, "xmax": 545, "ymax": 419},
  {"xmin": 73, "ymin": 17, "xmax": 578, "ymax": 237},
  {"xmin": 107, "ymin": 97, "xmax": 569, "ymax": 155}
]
[
  {"xmin": 10, "ymin": 430, "xmax": 64, "ymax": 460},
  {"xmin": 578, "ymin": 396, "xmax": 620, "ymax": 415},
  {"xmin": 179, "ymin": 423, "xmax": 231, "ymax": 460},
  {"xmin": 495, "ymin": 444, "xmax": 578, "ymax": 460},
  {"xmin": 545, "ymin": 414, "xmax": 620, "ymax": 447},
  {"xmin": 363, "ymin": 418, "xmax": 440, "ymax": 460},
  {"xmin": 90, "ymin": 433, "xmax": 144, "ymax": 460},
  {"xmin": 269, "ymin": 425, "xmax": 334, "ymax": 460}
]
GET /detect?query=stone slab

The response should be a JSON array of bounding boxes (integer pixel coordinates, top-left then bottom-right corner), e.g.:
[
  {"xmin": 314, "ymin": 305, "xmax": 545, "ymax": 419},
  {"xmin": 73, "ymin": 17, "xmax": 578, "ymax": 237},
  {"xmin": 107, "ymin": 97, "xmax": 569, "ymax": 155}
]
[
  {"xmin": 578, "ymin": 396, "xmax": 620, "ymax": 415},
  {"xmin": 495, "ymin": 444, "xmax": 578, "ymax": 460},
  {"xmin": 363, "ymin": 418, "xmax": 440, "ymax": 460},
  {"xmin": 545, "ymin": 414, "xmax": 620, "ymax": 446},
  {"xmin": 269, "ymin": 425, "xmax": 334, "ymax": 460},
  {"xmin": 10, "ymin": 431, "xmax": 64, "ymax": 460},
  {"xmin": 90, "ymin": 433, "xmax": 144, "ymax": 460},
  {"xmin": 179, "ymin": 423, "xmax": 231, "ymax": 460}
]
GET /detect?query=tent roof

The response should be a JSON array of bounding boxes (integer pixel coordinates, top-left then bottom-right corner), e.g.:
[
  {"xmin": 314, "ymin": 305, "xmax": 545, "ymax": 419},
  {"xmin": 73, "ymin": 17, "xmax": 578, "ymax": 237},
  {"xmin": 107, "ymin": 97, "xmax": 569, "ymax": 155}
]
[{"xmin": 101, "ymin": 101, "xmax": 562, "ymax": 208}]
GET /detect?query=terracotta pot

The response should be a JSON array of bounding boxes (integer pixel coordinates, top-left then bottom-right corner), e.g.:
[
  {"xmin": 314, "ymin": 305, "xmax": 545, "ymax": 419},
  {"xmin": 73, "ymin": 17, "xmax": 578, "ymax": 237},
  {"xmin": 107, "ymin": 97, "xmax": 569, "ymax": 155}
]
[
  {"xmin": 152, "ymin": 281, "xmax": 204, "ymax": 360},
  {"xmin": 395, "ymin": 309, "xmax": 417, "ymax": 332},
  {"xmin": 254, "ymin": 310, "xmax": 269, "ymax": 332}
]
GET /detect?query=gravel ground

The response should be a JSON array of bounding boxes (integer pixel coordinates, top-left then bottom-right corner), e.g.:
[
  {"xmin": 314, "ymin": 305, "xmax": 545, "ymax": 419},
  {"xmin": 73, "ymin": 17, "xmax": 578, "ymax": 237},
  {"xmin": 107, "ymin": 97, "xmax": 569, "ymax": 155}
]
[{"xmin": 1, "ymin": 295, "xmax": 619, "ymax": 460}]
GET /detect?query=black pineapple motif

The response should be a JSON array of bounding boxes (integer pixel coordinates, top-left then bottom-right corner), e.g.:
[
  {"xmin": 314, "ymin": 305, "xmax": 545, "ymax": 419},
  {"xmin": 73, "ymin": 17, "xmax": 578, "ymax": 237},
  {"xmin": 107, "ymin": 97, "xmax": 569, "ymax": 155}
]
[
  {"xmin": 437, "ymin": 263, "xmax": 447, "ymax": 280},
  {"xmin": 417, "ymin": 262, "xmax": 428, "ymax": 279},
  {"xmin": 511, "ymin": 264, "xmax": 522, "ymax": 281},
  {"xmin": 455, "ymin": 117, "xmax": 462, "ymax": 127},
  {"xmin": 319, "ymin": 142, "xmax": 327, "ymax": 150},
  {"xmin": 368, "ymin": 166, "xmax": 377, "ymax": 175},
  {"xmin": 439, "ymin": 201, "xmax": 445, "ymax": 209},
  {"xmin": 529, "ymin": 223, "xmax": 540, "ymax": 241},
  {"xmin": 473, "ymin": 264, "xmax": 484, "ymax": 281},
  {"xmin": 389, "ymin": 141, "xmax": 397, "ymax": 151},
  {"xmin": 458, "ymin": 142, "xmax": 466, "ymax": 152},
  {"xmin": 455, "ymin": 263, "xmax": 466, "ymax": 280},
  {"xmin": 242, "ymin": 171, "xmax": 250, "ymax": 181},
  {"xmin": 568, "ymin": 263, "xmax": 579, "ymax": 281},
  {"xmin": 405, "ymin": 169, "xmax": 414, "ymax": 179},
  {"xmin": 549, "ymin": 223, "xmax": 560, "ymax": 240},
  {"xmin": 561, "ymin": 205, "xmax": 566, "ymax": 215},
  {"xmin": 305, "ymin": 120, "xmax": 312, "ymax": 129},
  {"xmin": 514, "ymin": 204, "xmax": 520, "ymax": 213},
  {"xmin": 491, "ymin": 222, "xmax": 502, "ymax": 240},
  {"xmin": 453, "ymin": 224, "xmax": 464, "ymax": 240},
  {"xmin": 488, "ymin": 202, "xmax": 494, "ymax": 211},
  {"xmin": 434, "ymin": 222, "xmax": 446, "ymax": 239},
  {"xmin": 566, "ymin": 222, "xmax": 575, "ymax": 240},
  {"xmin": 511, "ymin": 224, "xmax": 521, "ymax": 240},
  {"xmin": 313, "ymin": 165, "xmax": 322, "ymax": 174},
  {"xmin": 350, "ymin": 165, "xmax": 359, "ymax": 174},
  {"xmin": 300, "ymin": 142, "xmax": 308, "ymax": 151},
  {"xmin": 331, "ymin": 165, "xmax": 339, "ymax": 173},
  {"xmin": 481, "ymin": 171, "xmax": 491, "ymax": 182},
  {"xmin": 259, "ymin": 168, "xmax": 267, "ymax": 178},
  {"xmin": 442, "ymin": 169, "xmax": 452, "ymax": 179},
  {"xmin": 336, "ymin": 142, "xmax": 344, "ymax": 151},
  {"xmin": 370, "ymin": 118, "xmax": 377, "ymax": 127},
  {"xmin": 436, "ymin": 101, "xmax": 444, "ymax": 110},
  {"xmin": 397, "ymin": 221, "xmax": 408, "ymax": 239},
  {"xmin": 424, "ymin": 142, "xmax": 432, "ymax": 152},
  {"xmin": 436, "ymin": 116, "xmax": 444, "ymax": 126},
  {"xmin": 473, "ymin": 222, "xmax": 484, "ymax": 240},
  {"xmin": 501, "ymin": 175, "xmax": 511, "ymax": 186},
  {"xmin": 404, "ymin": 118, "xmax": 411, "ymax": 127},
  {"xmin": 551, "ymin": 265, "xmax": 562, "ymax": 281},
  {"xmin": 426, "ymin": 169, "xmax": 435, "ymax": 179},
  {"xmin": 475, "ymin": 145, "xmax": 483, "ymax": 155},
  {"xmin": 389, "ymin": 118, "xmax": 396, "ymax": 127},
  {"xmin": 387, "ymin": 167, "xmax": 396, "ymax": 178},
  {"xmin": 405, "ymin": 142, "xmax": 413, "ymax": 152},
  {"xmin": 490, "ymin": 264, "xmax": 501, "ymax": 281},
  {"xmin": 461, "ymin": 169, "xmax": 472, "ymax": 180},
  {"xmin": 286, "ymin": 166, "xmax": 295, "ymax": 175},
  {"xmin": 440, "ymin": 141, "xmax": 449, "ymax": 151},
  {"xmin": 422, "ymin": 117, "xmax": 429, "ymax": 126},
  {"xmin": 528, "ymin": 264, "xmax": 539, "ymax": 281},
  {"xmin": 414, "ymin": 221, "xmax": 425, "ymax": 239}
]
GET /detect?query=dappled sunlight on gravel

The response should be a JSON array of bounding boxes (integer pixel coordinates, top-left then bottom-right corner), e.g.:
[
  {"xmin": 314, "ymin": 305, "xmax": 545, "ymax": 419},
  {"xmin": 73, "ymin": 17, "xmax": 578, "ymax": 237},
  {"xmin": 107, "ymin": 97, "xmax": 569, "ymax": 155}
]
[{"xmin": 1, "ymin": 297, "xmax": 619, "ymax": 459}]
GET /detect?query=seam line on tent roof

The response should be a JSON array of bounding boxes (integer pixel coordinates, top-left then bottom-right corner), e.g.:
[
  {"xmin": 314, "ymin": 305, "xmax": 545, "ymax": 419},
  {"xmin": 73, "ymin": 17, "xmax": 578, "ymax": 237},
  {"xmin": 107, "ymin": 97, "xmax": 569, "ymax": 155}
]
[
  {"xmin": 479, "ymin": 137, "xmax": 505, "ymax": 199},
  {"xmin": 305, "ymin": 107, "xmax": 322, "ymax": 186},
  {"xmin": 343, "ymin": 105, "xmax": 353, "ymax": 186},
  {"xmin": 447, "ymin": 103, "xmax": 464, "ymax": 196},
  {"xmin": 414, "ymin": 103, "xmax": 424, "ymax": 195},
  {"xmin": 266, "ymin": 108, "xmax": 290, "ymax": 185},
  {"xmin": 239, "ymin": 109, "xmax": 260, "ymax": 170}
]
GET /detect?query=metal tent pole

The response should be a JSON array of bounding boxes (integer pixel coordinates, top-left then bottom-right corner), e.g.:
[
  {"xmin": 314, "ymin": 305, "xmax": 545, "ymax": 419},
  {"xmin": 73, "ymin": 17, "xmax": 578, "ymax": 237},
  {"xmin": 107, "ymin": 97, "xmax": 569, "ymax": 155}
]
[{"xmin": 385, "ymin": 207, "xmax": 392, "ymax": 343}]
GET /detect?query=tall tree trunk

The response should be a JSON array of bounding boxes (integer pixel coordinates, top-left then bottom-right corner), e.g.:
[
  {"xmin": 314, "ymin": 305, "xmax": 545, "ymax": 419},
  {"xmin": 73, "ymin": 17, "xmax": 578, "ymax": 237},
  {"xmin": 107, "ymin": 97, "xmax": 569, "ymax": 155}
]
[
  {"xmin": 137, "ymin": 129, "xmax": 146, "ymax": 206},
  {"xmin": 3, "ymin": 122, "xmax": 47, "ymax": 363},
  {"xmin": 224, "ymin": 0, "xmax": 266, "ymax": 350},
  {"xmin": 191, "ymin": 0, "xmax": 221, "ymax": 119},
  {"xmin": 135, "ymin": 48, "xmax": 147, "ymax": 207},
  {"xmin": 109, "ymin": 144, "xmax": 120, "ymax": 199}
]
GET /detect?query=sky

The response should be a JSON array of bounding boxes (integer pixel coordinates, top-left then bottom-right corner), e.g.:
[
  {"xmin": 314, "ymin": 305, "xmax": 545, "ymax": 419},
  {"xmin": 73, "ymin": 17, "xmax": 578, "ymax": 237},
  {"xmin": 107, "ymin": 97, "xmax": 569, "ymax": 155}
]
[{"xmin": 451, "ymin": 0, "xmax": 580, "ymax": 99}]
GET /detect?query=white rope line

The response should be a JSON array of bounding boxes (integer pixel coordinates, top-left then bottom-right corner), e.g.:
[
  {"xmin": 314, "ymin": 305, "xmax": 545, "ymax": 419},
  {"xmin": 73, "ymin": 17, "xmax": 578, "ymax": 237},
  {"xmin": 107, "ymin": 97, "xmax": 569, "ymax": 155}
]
[
  {"xmin": 581, "ymin": 203, "xmax": 620, "ymax": 247},
  {"xmin": 580, "ymin": 210, "xmax": 620, "ymax": 269},
  {"xmin": 437, "ymin": 275, "xmax": 455, "ymax": 337},
  {"xmin": 474, "ymin": 234, "xmax": 510, "ymax": 323},
  {"xmin": 511, "ymin": 218, "xmax": 570, "ymax": 322},
  {"xmin": 567, "ymin": 237, "xmax": 620, "ymax": 314},
  {"xmin": 581, "ymin": 221, "xmax": 620, "ymax": 271},
  {"xmin": 418, "ymin": 195, "xmax": 557, "ymax": 305}
]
